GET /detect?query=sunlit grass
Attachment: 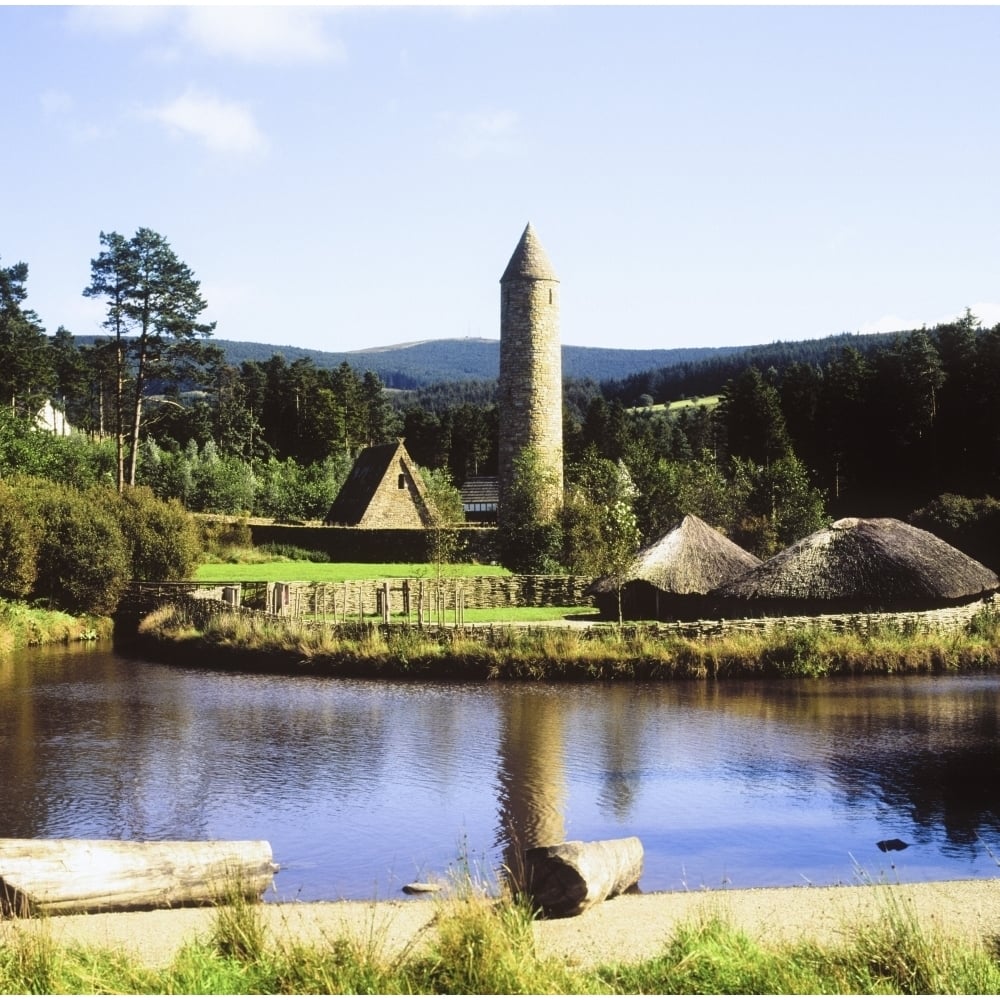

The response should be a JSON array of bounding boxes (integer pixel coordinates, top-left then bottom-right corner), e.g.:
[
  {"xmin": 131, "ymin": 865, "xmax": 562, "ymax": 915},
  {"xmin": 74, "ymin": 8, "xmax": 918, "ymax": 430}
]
[
  {"xmin": 195, "ymin": 561, "xmax": 510, "ymax": 583},
  {"xmin": 0, "ymin": 600, "xmax": 111, "ymax": 653},
  {"xmin": 2, "ymin": 883, "xmax": 999, "ymax": 994},
  {"xmin": 139, "ymin": 603, "xmax": 1000, "ymax": 681}
]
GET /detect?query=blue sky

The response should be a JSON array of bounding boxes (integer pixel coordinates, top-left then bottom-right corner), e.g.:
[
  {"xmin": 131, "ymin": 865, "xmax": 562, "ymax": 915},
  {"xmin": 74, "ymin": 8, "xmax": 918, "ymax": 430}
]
[{"xmin": 3, "ymin": 5, "xmax": 999, "ymax": 355}]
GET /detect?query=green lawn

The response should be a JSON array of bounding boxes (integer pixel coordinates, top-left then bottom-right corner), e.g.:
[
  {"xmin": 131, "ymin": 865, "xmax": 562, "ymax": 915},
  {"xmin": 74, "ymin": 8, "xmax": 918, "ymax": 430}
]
[
  {"xmin": 627, "ymin": 395, "xmax": 720, "ymax": 413},
  {"xmin": 195, "ymin": 562, "xmax": 511, "ymax": 583}
]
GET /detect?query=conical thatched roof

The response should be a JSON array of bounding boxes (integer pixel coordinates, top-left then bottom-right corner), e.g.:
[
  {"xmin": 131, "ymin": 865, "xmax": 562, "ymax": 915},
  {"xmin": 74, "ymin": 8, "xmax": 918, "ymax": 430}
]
[
  {"xmin": 719, "ymin": 517, "xmax": 999, "ymax": 608},
  {"xmin": 591, "ymin": 514, "xmax": 762, "ymax": 595}
]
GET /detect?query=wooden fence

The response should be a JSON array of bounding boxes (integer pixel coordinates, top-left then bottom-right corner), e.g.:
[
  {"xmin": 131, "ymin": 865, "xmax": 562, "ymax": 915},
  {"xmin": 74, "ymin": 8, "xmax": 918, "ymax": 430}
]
[{"xmin": 122, "ymin": 580, "xmax": 999, "ymax": 641}]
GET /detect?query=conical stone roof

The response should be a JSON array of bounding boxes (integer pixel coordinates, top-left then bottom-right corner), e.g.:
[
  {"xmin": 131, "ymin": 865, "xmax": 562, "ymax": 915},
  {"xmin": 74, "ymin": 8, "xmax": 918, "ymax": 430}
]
[
  {"xmin": 592, "ymin": 514, "xmax": 762, "ymax": 595},
  {"xmin": 718, "ymin": 517, "xmax": 1000, "ymax": 607},
  {"xmin": 500, "ymin": 222, "xmax": 558, "ymax": 282}
]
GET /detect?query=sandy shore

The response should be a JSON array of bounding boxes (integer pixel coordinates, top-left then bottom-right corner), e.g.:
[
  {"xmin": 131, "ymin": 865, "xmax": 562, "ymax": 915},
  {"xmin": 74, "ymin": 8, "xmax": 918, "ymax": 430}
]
[{"xmin": 3, "ymin": 878, "xmax": 999, "ymax": 971}]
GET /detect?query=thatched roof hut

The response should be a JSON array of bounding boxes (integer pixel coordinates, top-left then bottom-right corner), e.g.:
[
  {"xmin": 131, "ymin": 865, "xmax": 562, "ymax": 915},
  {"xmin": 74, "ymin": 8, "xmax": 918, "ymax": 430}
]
[
  {"xmin": 717, "ymin": 517, "xmax": 1000, "ymax": 614},
  {"xmin": 590, "ymin": 514, "xmax": 762, "ymax": 620}
]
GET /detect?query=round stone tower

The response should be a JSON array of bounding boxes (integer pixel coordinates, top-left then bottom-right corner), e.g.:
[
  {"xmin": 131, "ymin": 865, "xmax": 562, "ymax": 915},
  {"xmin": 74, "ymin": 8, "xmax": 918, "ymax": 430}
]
[{"xmin": 498, "ymin": 222, "xmax": 563, "ymax": 525}]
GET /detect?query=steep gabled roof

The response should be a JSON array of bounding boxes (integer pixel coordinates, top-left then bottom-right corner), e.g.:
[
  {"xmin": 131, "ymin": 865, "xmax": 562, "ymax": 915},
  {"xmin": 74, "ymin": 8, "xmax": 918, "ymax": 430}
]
[
  {"xmin": 325, "ymin": 440, "xmax": 434, "ymax": 527},
  {"xmin": 500, "ymin": 222, "xmax": 558, "ymax": 283},
  {"xmin": 718, "ymin": 517, "xmax": 1000, "ymax": 606},
  {"xmin": 592, "ymin": 514, "xmax": 762, "ymax": 595}
]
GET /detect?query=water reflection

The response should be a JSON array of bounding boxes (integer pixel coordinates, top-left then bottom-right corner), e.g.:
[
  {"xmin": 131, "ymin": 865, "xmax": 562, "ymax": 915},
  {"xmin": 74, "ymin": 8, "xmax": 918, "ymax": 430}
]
[
  {"xmin": 496, "ymin": 687, "xmax": 566, "ymax": 881},
  {"xmin": 0, "ymin": 647, "xmax": 999, "ymax": 899}
]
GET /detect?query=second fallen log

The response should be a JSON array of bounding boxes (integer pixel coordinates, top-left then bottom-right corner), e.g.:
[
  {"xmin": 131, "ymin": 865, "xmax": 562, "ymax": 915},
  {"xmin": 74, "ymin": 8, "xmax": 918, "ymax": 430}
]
[{"xmin": 522, "ymin": 837, "xmax": 643, "ymax": 918}]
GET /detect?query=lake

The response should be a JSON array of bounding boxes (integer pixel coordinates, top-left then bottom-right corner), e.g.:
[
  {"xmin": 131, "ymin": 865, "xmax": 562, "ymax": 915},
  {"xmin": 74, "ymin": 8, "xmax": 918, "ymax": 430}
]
[{"xmin": 1, "ymin": 643, "xmax": 998, "ymax": 901}]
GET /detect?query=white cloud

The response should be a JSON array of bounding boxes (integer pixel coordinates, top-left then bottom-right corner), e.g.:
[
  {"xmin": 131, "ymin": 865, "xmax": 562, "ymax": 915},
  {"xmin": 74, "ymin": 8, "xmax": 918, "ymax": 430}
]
[
  {"xmin": 65, "ymin": 6, "xmax": 172, "ymax": 37},
  {"xmin": 858, "ymin": 302, "xmax": 1000, "ymax": 335},
  {"xmin": 857, "ymin": 313, "xmax": 921, "ymax": 335},
  {"xmin": 65, "ymin": 6, "xmax": 345, "ymax": 66},
  {"xmin": 967, "ymin": 302, "xmax": 1000, "ymax": 328},
  {"xmin": 39, "ymin": 89, "xmax": 74, "ymax": 116},
  {"xmin": 143, "ymin": 89, "xmax": 268, "ymax": 155},
  {"xmin": 179, "ymin": 8, "xmax": 345, "ymax": 65},
  {"xmin": 438, "ymin": 109, "xmax": 521, "ymax": 160}
]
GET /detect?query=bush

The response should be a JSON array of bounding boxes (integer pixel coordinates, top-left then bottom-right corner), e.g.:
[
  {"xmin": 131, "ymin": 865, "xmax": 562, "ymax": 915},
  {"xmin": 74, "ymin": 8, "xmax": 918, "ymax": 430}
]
[
  {"xmin": 106, "ymin": 486, "xmax": 201, "ymax": 580},
  {"xmin": 15, "ymin": 477, "xmax": 130, "ymax": 615},
  {"xmin": 0, "ymin": 481, "xmax": 39, "ymax": 599},
  {"xmin": 909, "ymin": 494, "xmax": 1000, "ymax": 572},
  {"xmin": 197, "ymin": 517, "xmax": 253, "ymax": 560}
]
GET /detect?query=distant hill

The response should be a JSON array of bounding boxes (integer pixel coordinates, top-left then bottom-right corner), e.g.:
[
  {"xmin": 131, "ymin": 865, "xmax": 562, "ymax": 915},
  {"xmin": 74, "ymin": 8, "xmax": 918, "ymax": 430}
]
[
  {"xmin": 187, "ymin": 337, "xmax": 744, "ymax": 388},
  {"xmin": 71, "ymin": 331, "xmax": 903, "ymax": 392}
]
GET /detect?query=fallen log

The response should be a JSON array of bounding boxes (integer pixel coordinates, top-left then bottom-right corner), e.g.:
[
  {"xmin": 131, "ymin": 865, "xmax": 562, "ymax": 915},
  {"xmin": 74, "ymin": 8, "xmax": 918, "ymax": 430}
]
[
  {"xmin": 522, "ymin": 837, "xmax": 643, "ymax": 918},
  {"xmin": 0, "ymin": 838, "xmax": 278, "ymax": 917}
]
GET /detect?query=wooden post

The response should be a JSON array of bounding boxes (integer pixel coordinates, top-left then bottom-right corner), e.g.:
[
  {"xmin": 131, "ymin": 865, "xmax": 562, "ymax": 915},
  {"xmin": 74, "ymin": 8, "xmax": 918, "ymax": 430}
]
[{"xmin": 521, "ymin": 838, "xmax": 643, "ymax": 918}]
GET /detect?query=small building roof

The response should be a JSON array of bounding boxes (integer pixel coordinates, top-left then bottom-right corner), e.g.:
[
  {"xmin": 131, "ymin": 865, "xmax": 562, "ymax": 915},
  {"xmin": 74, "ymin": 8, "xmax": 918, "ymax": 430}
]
[
  {"xmin": 500, "ymin": 222, "xmax": 559, "ymax": 283},
  {"xmin": 325, "ymin": 440, "xmax": 435, "ymax": 528},
  {"xmin": 718, "ymin": 517, "xmax": 1000, "ymax": 608},
  {"xmin": 460, "ymin": 477, "xmax": 499, "ymax": 506},
  {"xmin": 592, "ymin": 514, "xmax": 762, "ymax": 595}
]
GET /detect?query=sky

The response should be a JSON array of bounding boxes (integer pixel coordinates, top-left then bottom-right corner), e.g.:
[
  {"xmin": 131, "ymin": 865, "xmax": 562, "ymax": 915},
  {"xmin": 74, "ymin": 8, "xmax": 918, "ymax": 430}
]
[{"xmin": 3, "ymin": 4, "xmax": 999, "ymax": 356}]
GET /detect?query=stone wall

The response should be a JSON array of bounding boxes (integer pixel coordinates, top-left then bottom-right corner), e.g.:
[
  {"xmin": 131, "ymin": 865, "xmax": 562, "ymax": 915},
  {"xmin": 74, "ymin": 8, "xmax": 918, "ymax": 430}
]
[
  {"xmin": 220, "ymin": 575, "xmax": 594, "ymax": 619},
  {"xmin": 358, "ymin": 456, "xmax": 432, "ymax": 529},
  {"xmin": 612, "ymin": 593, "xmax": 1000, "ymax": 641}
]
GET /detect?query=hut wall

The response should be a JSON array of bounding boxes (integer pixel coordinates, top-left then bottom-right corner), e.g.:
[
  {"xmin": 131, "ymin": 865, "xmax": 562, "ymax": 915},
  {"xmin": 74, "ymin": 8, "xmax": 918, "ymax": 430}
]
[{"xmin": 628, "ymin": 593, "xmax": 999, "ymax": 640}]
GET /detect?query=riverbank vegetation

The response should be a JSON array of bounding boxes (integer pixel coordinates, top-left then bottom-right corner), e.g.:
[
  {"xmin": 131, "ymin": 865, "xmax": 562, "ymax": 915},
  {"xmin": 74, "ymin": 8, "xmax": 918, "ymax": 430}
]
[
  {"xmin": 134, "ymin": 603, "xmax": 1000, "ymax": 681},
  {"xmin": 0, "ymin": 477, "xmax": 198, "ymax": 616},
  {"xmin": 1, "ymin": 884, "xmax": 999, "ymax": 994},
  {"xmin": 0, "ymin": 600, "xmax": 112, "ymax": 654}
]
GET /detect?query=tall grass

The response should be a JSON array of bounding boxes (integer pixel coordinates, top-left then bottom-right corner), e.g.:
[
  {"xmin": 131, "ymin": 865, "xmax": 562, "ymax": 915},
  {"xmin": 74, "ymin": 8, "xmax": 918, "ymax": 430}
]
[
  {"xmin": 1, "ymin": 885, "xmax": 998, "ymax": 994},
  {"xmin": 0, "ymin": 599, "xmax": 111, "ymax": 653},
  {"xmin": 136, "ymin": 604, "xmax": 1000, "ymax": 681}
]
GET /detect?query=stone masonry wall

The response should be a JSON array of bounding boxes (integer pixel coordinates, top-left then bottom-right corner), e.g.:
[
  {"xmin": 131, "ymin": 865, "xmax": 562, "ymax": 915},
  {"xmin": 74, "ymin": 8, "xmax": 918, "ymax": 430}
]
[
  {"xmin": 498, "ymin": 251, "xmax": 563, "ymax": 522},
  {"xmin": 276, "ymin": 575, "xmax": 592, "ymax": 619},
  {"xmin": 359, "ymin": 457, "xmax": 431, "ymax": 529}
]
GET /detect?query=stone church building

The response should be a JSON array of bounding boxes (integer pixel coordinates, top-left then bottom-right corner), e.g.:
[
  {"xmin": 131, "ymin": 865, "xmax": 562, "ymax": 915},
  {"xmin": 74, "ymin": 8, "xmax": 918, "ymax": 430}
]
[{"xmin": 325, "ymin": 439, "xmax": 436, "ymax": 528}]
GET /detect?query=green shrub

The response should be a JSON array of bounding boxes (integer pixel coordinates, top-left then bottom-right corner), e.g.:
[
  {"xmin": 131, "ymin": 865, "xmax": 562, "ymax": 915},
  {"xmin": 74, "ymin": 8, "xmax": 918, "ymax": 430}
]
[
  {"xmin": 197, "ymin": 517, "xmax": 253, "ymax": 560},
  {"xmin": 0, "ymin": 481, "xmax": 38, "ymax": 599},
  {"xmin": 14, "ymin": 476, "xmax": 129, "ymax": 615},
  {"xmin": 106, "ymin": 486, "xmax": 201, "ymax": 580}
]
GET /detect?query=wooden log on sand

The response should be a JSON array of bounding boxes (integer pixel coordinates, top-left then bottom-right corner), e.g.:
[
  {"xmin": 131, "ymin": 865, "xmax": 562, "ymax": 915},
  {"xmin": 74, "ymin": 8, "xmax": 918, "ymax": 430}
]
[
  {"xmin": 523, "ymin": 837, "xmax": 643, "ymax": 918},
  {"xmin": 0, "ymin": 838, "xmax": 278, "ymax": 917}
]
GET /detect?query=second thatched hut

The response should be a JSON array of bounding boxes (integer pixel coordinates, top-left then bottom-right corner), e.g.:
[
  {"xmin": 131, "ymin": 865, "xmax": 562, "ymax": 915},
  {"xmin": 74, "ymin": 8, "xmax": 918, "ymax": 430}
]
[
  {"xmin": 715, "ymin": 516, "xmax": 999, "ymax": 615},
  {"xmin": 590, "ymin": 514, "xmax": 762, "ymax": 620}
]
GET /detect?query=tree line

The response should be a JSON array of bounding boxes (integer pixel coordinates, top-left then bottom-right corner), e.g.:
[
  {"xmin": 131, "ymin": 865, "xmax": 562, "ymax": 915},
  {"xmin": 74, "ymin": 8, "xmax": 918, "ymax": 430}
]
[{"xmin": 4, "ymin": 232, "xmax": 1000, "ymax": 582}]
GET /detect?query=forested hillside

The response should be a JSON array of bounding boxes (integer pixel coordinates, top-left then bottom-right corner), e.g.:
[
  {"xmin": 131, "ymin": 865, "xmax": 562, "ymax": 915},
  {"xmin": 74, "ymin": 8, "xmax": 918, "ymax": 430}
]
[
  {"xmin": 4, "ymin": 239, "xmax": 999, "ymax": 578},
  {"xmin": 74, "ymin": 335, "xmax": 745, "ymax": 387}
]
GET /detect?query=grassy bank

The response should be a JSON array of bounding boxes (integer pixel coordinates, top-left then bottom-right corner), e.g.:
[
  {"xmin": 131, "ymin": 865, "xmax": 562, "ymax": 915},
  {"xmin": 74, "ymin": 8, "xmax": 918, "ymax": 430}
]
[
  {"xmin": 133, "ymin": 603, "xmax": 1000, "ymax": 680},
  {"xmin": 0, "ymin": 600, "xmax": 113, "ymax": 654},
  {"xmin": 2, "ymin": 885, "xmax": 999, "ymax": 994}
]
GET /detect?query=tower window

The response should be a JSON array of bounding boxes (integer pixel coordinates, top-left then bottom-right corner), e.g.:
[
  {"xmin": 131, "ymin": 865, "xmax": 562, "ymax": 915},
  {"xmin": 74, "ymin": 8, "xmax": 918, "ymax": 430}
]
[
  {"xmin": 398, "ymin": 474, "xmax": 405, "ymax": 489},
  {"xmin": 548, "ymin": 289, "xmax": 553, "ymax": 305}
]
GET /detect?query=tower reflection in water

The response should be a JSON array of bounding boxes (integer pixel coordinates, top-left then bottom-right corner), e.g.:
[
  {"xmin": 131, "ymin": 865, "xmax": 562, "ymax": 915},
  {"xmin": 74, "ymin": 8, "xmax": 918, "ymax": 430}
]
[{"xmin": 495, "ymin": 688, "xmax": 567, "ymax": 890}]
